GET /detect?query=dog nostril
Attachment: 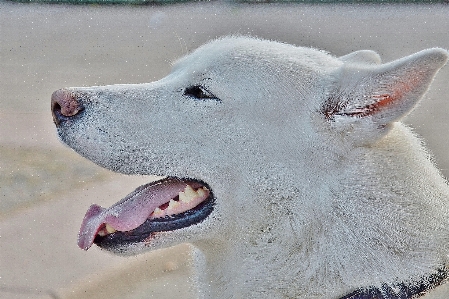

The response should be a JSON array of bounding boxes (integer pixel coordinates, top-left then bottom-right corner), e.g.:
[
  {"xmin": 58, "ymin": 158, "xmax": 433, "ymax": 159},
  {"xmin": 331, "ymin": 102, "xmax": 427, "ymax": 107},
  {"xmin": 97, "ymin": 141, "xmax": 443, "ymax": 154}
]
[
  {"xmin": 51, "ymin": 89, "xmax": 84, "ymax": 125},
  {"xmin": 52, "ymin": 101, "xmax": 62, "ymax": 114}
]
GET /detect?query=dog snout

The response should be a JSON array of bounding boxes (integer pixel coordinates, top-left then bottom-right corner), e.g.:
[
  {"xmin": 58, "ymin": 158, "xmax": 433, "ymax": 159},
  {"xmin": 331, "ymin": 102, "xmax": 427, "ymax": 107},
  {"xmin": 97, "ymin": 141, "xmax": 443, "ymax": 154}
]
[{"xmin": 51, "ymin": 89, "xmax": 84, "ymax": 125}]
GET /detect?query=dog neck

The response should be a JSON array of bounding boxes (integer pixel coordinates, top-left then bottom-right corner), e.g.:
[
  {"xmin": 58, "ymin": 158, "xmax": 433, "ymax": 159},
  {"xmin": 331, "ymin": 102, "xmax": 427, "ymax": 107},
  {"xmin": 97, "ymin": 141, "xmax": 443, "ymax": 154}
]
[{"xmin": 191, "ymin": 239, "xmax": 242, "ymax": 298}]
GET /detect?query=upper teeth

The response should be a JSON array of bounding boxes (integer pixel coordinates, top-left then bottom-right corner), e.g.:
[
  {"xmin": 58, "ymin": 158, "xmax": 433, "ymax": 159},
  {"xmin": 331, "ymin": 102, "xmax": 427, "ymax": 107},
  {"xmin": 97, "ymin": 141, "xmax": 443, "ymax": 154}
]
[
  {"xmin": 168, "ymin": 199, "xmax": 180, "ymax": 209},
  {"xmin": 196, "ymin": 187, "xmax": 207, "ymax": 198},
  {"xmin": 179, "ymin": 185, "xmax": 203, "ymax": 203},
  {"xmin": 153, "ymin": 184, "xmax": 209, "ymax": 218}
]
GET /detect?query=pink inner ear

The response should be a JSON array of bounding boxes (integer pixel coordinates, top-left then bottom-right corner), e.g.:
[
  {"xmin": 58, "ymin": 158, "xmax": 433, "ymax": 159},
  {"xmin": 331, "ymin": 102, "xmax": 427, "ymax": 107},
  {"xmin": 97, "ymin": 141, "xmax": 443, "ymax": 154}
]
[
  {"xmin": 372, "ymin": 94, "xmax": 395, "ymax": 109},
  {"xmin": 341, "ymin": 72, "xmax": 425, "ymax": 118},
  {"xmin": 343, "ymin": 94, "xmax": 394, "ymax": 117}
]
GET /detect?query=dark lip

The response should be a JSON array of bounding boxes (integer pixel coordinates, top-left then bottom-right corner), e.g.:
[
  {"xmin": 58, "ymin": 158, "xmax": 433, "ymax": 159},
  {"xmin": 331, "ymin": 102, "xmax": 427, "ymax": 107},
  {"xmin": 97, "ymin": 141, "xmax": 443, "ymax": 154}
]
[{"xmin": 93, "ymin": 178, "xmax": 215, "ymax": 251}]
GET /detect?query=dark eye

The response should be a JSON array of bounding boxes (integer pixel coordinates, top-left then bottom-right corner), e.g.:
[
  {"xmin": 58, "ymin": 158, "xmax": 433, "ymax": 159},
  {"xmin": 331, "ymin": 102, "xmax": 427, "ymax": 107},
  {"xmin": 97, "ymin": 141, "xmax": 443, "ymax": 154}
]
[{"xmin": 184, "ymin": 85, "xmax": 219, "ymax": 100}]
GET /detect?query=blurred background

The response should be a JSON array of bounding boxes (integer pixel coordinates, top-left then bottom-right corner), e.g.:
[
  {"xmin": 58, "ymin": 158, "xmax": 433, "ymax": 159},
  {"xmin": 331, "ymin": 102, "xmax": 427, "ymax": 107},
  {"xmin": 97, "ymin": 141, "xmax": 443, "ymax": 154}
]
[{"xmin": 1, "ymin": 1, "xmax": 449, "ymax": 298}]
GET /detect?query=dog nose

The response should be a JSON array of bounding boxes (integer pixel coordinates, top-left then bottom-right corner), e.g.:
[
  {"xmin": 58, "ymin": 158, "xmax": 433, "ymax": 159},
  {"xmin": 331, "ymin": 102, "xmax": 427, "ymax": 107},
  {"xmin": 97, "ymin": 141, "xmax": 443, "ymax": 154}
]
[{"xmin": 51, "ymin": 89, "xmax": 83, "ymax": 125}]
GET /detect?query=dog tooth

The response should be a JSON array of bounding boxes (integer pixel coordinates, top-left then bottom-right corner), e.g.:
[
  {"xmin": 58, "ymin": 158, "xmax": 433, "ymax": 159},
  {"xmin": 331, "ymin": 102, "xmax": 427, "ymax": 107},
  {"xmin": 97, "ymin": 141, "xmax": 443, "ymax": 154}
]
[
  {"xmin": 153, "ymin": 207, "xmax": 164, "ymax": 217},
  {"xmin": 197, "ymin": 187, "xmax": 208, "ymax": 198},
  {"xmin": 98, "ymin": 223, "xmax": 116, "ymax": 236},
  {"xmin": 184, "ymin": 185, "xmax": 197, "ymax": 199},
  {"xmin": 179, "ymin": 185, "xmax": 197, "ymax": 203},
  {"xmin": 179, "ymin": 191, "xmax": 189, "ymax": 203},
  {"xmin": 168, "ymin": 199, "xmax": 180, "ymax": 210},
  {"xmin": 105, "ymin": 223, "xmax": 116, "ymax": 234}
]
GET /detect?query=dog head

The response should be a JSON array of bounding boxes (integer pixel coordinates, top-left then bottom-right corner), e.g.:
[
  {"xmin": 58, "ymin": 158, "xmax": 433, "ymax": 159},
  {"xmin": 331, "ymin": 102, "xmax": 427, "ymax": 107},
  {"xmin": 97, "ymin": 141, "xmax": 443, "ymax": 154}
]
[{"xmin": 52, "ymin": 37, "xmax": 448, "ymax": 276}]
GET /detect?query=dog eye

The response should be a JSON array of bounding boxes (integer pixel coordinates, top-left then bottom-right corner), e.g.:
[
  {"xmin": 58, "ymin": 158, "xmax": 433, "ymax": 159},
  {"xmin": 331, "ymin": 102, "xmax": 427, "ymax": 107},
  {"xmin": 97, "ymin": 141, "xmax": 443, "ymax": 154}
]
[{"xmin": 184, "ymin": 85, "xmax": 218, "ymax": 100}]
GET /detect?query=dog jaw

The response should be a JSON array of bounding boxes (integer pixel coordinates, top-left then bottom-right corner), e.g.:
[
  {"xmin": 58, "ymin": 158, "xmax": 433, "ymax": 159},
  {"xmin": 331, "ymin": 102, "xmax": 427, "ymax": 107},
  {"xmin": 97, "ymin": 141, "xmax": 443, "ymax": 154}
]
[{"xmin": 78, "ymin": 177, "xmax": 214, "ymax": 251}]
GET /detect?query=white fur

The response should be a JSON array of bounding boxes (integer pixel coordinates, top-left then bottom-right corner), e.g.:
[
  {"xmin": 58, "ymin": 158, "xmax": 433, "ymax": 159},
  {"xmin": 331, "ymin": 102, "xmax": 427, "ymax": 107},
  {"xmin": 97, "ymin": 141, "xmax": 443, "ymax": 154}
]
[{"xmin": 54, "ymin": 37, "xmax": 449, "ymax": 298}]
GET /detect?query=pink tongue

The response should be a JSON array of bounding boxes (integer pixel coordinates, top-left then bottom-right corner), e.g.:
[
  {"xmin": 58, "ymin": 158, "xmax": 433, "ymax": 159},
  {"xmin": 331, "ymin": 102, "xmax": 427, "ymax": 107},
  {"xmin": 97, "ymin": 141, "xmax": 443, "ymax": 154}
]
[{"xmin": 78, "ymin": 179, "xmax": 188, "ymax": 250}]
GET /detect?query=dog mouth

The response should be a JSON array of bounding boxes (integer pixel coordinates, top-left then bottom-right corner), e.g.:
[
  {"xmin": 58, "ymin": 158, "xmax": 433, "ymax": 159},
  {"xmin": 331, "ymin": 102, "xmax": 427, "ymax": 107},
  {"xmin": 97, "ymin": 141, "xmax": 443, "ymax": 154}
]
[{"xmin": 77, "ymin": 177, "xmax": 214, "ymax": 251}]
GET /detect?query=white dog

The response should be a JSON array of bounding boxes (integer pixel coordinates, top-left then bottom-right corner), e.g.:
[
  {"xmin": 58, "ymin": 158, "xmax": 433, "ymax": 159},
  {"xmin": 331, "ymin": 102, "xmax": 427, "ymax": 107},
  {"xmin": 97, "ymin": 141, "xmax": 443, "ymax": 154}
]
[{"xmin": 51, "ymin": 37, "xmax": 449, "ymax": 298}]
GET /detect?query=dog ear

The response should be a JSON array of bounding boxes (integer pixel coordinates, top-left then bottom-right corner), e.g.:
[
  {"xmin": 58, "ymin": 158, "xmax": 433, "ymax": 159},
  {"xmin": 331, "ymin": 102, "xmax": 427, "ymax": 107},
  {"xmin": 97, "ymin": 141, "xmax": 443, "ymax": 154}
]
[
  {"xmin": 324, "ymin": 48, "xmax": 448, "ymax": 143},
  {"xmin": 339, "ymin": 50, "xmax": 382, "ymax": 65}
]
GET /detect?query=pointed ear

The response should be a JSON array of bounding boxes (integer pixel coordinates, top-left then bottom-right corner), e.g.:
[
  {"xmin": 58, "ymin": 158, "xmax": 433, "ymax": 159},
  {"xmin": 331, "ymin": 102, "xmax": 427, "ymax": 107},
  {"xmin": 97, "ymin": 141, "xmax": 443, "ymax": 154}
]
[
  {"xmin": 339, "ymin": 50, "xmax": 382, "ymax": 65},
  {"xmin": 324, "ymin": 48, "xmax": 448, "ymax": 136}
]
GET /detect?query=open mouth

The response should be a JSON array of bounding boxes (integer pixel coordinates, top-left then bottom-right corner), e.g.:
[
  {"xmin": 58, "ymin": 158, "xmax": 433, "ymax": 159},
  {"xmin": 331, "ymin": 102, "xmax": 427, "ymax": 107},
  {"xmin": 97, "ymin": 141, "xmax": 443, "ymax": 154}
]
[{"xmin": 78, "ymin": 177, "xmax": 214, "ymax": 251}]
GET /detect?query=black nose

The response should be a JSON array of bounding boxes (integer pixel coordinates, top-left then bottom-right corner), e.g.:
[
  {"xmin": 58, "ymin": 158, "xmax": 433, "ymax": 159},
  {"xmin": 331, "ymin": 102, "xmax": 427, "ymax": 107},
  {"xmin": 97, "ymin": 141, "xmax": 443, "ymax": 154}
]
[{"xmin": 51, "ymin": 89, "xmax": 84, "ymax": 125}]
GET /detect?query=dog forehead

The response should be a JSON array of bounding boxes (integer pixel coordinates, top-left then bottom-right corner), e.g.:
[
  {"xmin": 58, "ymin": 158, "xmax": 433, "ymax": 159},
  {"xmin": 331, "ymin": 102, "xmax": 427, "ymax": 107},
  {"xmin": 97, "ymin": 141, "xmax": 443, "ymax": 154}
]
[
  {"xmin": 171, "ymin": 38, "xmax": 252, "ymax": 76},
  {"xmin": 172, "ymin": 37, "xmax": 339, "ymax": 75}
]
